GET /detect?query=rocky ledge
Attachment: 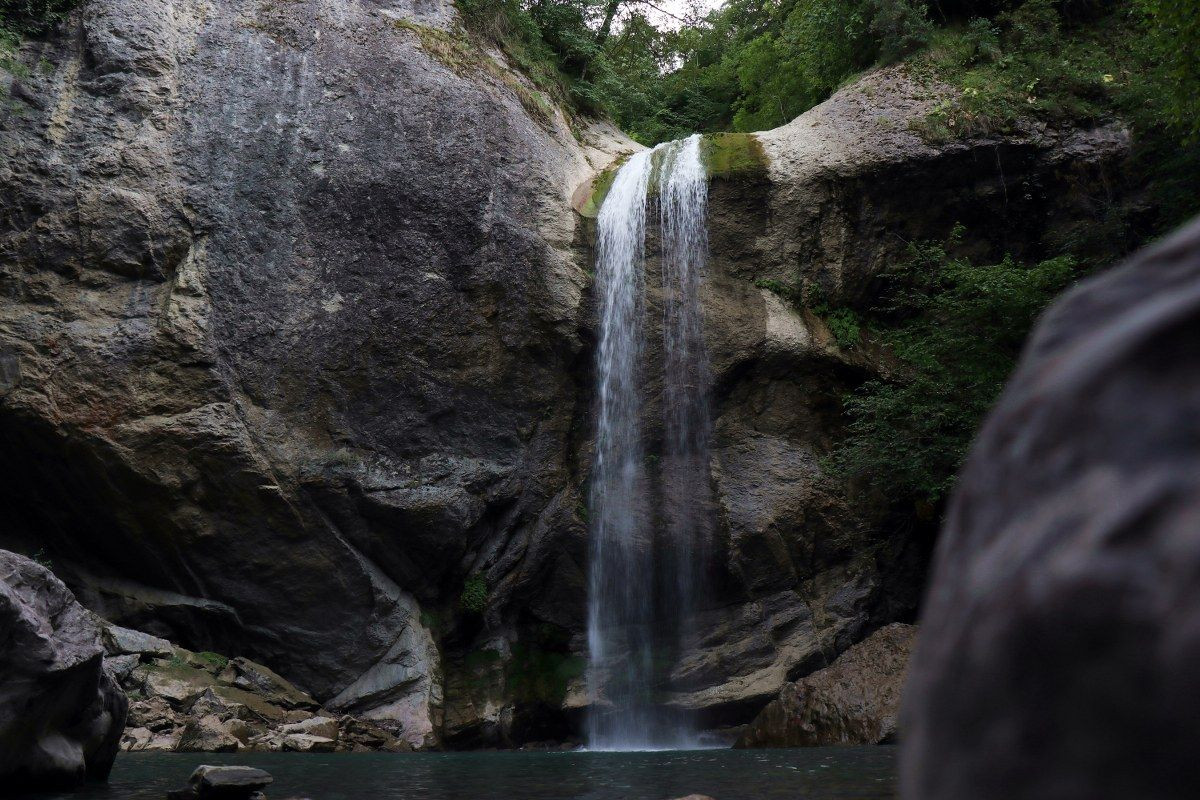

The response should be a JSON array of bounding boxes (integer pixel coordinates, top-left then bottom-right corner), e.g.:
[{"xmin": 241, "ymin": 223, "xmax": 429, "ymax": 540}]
[
  {"xmin": 735, "ymin": 623, "xmax": 916, "ymax": 748},
  {"xmin": 106, "ymin": 622, "xmax": 409, "ymax": 753}
]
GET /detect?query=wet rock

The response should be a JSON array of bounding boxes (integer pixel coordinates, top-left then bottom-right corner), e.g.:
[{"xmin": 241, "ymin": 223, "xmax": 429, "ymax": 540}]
[
  {"xmin": 0, "ymin": 550, "xmax": 128, "ymax": 789},
  {"xmin": 0, "ymin": 0, "xmax": 623, "ymax": 749},
  {"xmin": 281, "ymin": 732, "xmax": 338, "ymax": 753},
  {"xmin": 901, "ymin": 217, "xmax": 1200, "ymax": 799},
  {"xmin": 102, "ymin": 623, "xmax": 174, "ymax": 658},
  {"xmin": 218, "ymin": 659, "xmax": 319, "ymax": 711},
  {"xmin": 177, "ymin": 716, "xmax": 241, "ymax": 753},
  {"xmin": 278, "ymin": 715, "xmax": 339, "ymax": 740},
  {"xmin": 736, "ymin": 623, "xmax": 915, "ymax": 748},
  {"xmin": 167, "ymin": 765, "xmax": 272, "ymax": 800}
]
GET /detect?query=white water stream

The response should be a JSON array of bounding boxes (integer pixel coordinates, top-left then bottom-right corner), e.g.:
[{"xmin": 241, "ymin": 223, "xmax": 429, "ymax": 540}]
[{"xmin": 587, "ymin": 135, "xmax": 713, "ymax": 751}]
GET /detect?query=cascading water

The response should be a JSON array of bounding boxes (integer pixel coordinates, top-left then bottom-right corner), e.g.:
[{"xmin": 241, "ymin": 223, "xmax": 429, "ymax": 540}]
[{"xmin": 587, "ymin": 134, "xmax": 713, "ymax": 751}]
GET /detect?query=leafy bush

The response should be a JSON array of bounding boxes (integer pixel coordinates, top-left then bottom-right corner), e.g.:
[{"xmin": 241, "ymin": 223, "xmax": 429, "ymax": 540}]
[
  {"xmin": 1, "ymin": 0, "xmax": 77, "ymax": 37},
  {"xmin": 829, "ymin": 227, "xmax": 1077, "ymax": 505},
  {"xmin": 1137, "ymin": 0, "xmax": 1200, "ymax": 138},
  {"xmin": 460, "ymin": 573, "xmax": 489, "ymax": 615}
]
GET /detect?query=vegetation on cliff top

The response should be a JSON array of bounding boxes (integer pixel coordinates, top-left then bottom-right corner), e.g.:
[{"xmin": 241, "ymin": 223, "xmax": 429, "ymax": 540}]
[{"xmin": 454, "ymin": 0, "xmax": 1197, "ymax": 148}]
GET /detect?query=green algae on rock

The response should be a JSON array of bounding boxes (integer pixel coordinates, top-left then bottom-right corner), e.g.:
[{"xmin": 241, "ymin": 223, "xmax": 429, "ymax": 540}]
[{"xmin": 701, "ymin": 133, "xmax": 769, "ymax": 182}]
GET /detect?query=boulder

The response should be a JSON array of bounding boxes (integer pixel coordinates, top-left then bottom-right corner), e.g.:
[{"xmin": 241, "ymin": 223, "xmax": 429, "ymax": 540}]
[
  {"xmin": 176, "ymin": 716, "xmax": 241, "ymax": 753},
  {"xmin": 736, "ymin": 623, "xmax": 915, "ymax": 748},
  {"xmin": 281, "ymin": 732, "xmax": 338, "ymax": 753},
  {"xmin": 218, "ymin": 658, "xmax": 319, "ymax": 711},
  {"xmin": 901, "ymin": 217, "xmax": 1200, "ymax": 798},
  {"xmin": 168, "ymin": 765, "xmax": 272, "ymax": 800},
  {"xmin": 104, "ymin": 653, "xmax": 142, "ymax": 683},
  {"xmin": 278, "ymin": 715, "xmax": 339, "ymax": 740},
  {"xmin": 0, "ymin": 550, "xmax": 128, "ymax": 789},
  {"xmin": 102, "ymin": 623, "xmax": 174, "ymax": 658}
]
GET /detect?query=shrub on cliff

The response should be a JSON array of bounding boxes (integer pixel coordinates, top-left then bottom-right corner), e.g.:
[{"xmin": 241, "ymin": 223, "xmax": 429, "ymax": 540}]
[
  {"xmin": 1, "ymin": 0, "xmax": 77, "ymax": 37},
  {"xmin": 829, "ymin": 227, "xmax": 1077, "ymax": 506}
]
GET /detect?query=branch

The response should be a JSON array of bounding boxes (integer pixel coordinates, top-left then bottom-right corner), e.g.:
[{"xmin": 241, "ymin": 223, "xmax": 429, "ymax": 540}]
[{"xmin": 627, "ymin": 0, "xmax": 690, "ymax": 24}]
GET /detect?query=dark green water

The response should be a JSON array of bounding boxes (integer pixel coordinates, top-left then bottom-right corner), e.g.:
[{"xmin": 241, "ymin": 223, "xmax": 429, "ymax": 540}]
[{"xmin": 36, "ymin": 748, "xmax": 896, "ymax": 800}]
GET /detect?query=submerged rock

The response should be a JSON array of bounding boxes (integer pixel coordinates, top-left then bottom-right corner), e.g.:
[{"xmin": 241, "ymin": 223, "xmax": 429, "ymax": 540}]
[
  {"xmin": 0, "ymin": 550, "xmax": 128, "ymax": 789},
  {"xmin": 735, "ymin": 623, "xmax": 915, "ymax": 748},
  {"xmin": 167, "ymin": 765, "xmax": 272, "ymax": 800},
  {"xmin": 901, "ymin": 217, "xmax": 1200, "ymax": 798}
]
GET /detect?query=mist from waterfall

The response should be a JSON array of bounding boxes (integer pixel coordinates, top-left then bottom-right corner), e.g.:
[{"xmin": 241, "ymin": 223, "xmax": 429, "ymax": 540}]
[{"xmin": 587, "ymin": 134, "xmax": 712, "ymax": 752}]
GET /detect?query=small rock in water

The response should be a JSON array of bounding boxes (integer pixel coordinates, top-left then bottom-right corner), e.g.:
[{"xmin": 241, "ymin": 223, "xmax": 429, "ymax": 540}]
[
  {"xmin": 166, "ymin": 765, "xmax": 272, "ymax": 799},
  {"xmin": 668, "ymin": 795, "xmax": 716, "ymax": 800}
]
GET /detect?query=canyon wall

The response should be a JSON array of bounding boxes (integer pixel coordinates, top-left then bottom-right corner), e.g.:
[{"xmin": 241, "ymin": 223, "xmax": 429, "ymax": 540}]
[{"xmin": 0, "ymin": 0, "xmax": 1129, "ymax": 745}]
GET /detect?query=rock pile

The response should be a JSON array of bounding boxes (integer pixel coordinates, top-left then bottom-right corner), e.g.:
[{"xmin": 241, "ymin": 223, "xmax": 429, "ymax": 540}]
[{"xmin": 106, "ymin": 623, "xmax": 408, "ymax": 753}]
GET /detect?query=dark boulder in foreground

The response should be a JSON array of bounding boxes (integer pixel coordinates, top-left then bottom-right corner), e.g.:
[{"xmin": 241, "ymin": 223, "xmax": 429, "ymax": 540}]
[
  {"xmin": 901, "ymin": 216, "xmax": 1200, "ymax": 799},
  {"xmin": 0, "ymin": 549, "xmax": 128, "ymax": 789},
  {"xmin": 167, "ymin": 765, "xmax": 273, "ymax": 800},
  {"xmin": 735, "ymin": 623, "xmax": 915, "ymax": 748}
]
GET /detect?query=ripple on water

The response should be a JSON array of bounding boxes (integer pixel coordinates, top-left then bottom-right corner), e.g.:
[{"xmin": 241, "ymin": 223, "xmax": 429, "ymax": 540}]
[{"xmin": 34, "ymin": 747, "xmax": 897, "ymax": 800}]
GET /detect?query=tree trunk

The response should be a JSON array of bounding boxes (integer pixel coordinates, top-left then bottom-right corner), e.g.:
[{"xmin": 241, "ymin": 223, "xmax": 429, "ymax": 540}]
[{"xmin": 597, "ymin": 0, "xmax": 623, "ymax": 43}]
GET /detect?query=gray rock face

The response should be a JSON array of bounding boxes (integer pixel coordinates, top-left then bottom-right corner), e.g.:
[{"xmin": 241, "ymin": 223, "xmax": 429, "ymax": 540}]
[
  {"xmin": 901, "ymin": 217, "xmax": 1200, "ymax": 798},
  {"xmin": 0, "ymin": 0, "xmax": 622, "ymax": 747},
  {"xmin": 0, "ymin": 0, "xmax": 1133, "ymax": 747},
  {"xmin": 0, "ymin": 550, "xmax": 128, "ymax": 789},
  {"xmin": 735, "ymin": 622, "xmax": 915, "ymax": 748},
  {"xmin": 662, "ymin": 68, "xmax": 1131, "ymax": 724}
]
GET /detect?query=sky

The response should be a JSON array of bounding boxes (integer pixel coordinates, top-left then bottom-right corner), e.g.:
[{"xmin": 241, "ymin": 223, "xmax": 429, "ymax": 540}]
[{"xmin": 624, "ymin": 0, "xmax": 726, "ymax": 31}]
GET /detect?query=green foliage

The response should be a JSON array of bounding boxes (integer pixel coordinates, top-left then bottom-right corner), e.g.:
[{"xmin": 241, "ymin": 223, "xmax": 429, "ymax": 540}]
[
  {"xmin": 505, "ymin": 644, "xmax": 586, "ymax": 705},
  {"xmin": 1, "ymin": 0, "xmax": 76, "ymax": 35},
  {"xmin": 823, "ymin": 307, "xmax": 863, "ymax": 349},
  {"xmin": 460, "ymin": 573, "xmax": 489, "ymax": 615},
  {"xmin": 1136, "ymin": 0, "xmax": 1200, "ymax": 138},
  {"xmin": 1, "ymin": 0, "xmax": 77, "ymax": 62},
  {"xmin": 193, "ymin": 651, "xmax": 230, "ymax": 670},
  {"xmin": 829, "ymin": 226, "xmax": 1077, "ymax": 504}
]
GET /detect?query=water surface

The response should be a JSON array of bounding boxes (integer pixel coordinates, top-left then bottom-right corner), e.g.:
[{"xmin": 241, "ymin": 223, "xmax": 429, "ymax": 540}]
[{"xmin": 40, "ymin": 748, "xmax": 896, "ymax": 800}]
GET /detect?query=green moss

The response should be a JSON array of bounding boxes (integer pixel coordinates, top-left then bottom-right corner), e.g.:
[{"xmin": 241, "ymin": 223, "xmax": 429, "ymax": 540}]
[
  {"xmin": 577, "ymin": 161, "xmax": 622, "ymax": 219},
  {"xmin": 504, "ymin": 645, "xmax": 585, "ymax": 706},
  {"xmin": 192, "ymin": 651, "xmax": 230, "ymax": 670},
  {"xmin": 393, "ymin": 19, "xmax": 556, "ymax": 128},
  {"xmin": 701, "ymin": 132, "xmax": 769, "ymax": 182},
  {"xmin": 459, "ymin": 573, "xmax": 488, "ymax": 615}
]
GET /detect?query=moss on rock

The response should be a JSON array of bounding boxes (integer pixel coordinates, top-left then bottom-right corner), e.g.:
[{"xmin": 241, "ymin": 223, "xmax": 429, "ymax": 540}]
[
  {"xmin": 702, "ymin": 132, "xmax": 769, "ymax": 182},
  {"xmin": 576, "ymin": 161, "xmax": 622, "ymax": 219},
  {"xmin": 393, "ymin": 19, "xmax": 557, "ymax": 128}
]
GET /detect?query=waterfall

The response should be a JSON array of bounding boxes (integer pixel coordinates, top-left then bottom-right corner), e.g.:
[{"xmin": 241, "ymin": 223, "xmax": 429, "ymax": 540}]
[{"xmin": 587, "ymin": 134, "xmax": 712, "ymax": 751}]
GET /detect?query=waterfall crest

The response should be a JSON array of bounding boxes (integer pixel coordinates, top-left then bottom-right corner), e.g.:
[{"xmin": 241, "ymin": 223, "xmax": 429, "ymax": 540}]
[{"xmin": 587, "ymin": 134, "xmax": 712, "ymax": 752}]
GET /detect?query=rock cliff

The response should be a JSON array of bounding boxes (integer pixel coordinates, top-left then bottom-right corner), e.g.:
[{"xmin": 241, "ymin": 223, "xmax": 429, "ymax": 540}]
[{"xmin": 0, "ymin": 0, "xmax": 1132, "ymax": 746}]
